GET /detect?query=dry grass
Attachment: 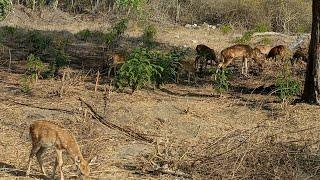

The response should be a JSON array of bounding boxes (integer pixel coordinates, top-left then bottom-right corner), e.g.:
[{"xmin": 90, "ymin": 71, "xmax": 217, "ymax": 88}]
[{"xmin": 0, "ymin": 6, "xmax": 320, "ymax": 180}]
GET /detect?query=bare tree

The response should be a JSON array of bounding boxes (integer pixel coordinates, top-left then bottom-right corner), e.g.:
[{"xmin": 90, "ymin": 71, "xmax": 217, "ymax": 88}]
[{"xmin": 302, "ymin": 0, "xmax": 320, "ymax": 104}]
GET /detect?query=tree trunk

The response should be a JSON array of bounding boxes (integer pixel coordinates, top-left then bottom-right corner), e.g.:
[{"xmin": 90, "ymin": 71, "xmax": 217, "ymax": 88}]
[{"xmin": 302, "ymin": 0, "xmax": 320, "ymax": 104}]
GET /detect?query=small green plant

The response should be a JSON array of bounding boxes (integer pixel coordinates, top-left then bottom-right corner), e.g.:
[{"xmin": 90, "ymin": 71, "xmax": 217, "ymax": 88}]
[
  {"xmin": 261, "ymin": 37, "xmax": 272, "ymax": 45},
  {"xmin": 113, "ymin": 19, "xmax": 129, "ymax": 35},
  {"xmin": 48, "ymin": 50, "xmax": 69, "ymax": 76},
  {"xmin": 234, "ymin": 30, "xmax": 254, "ymax": 44},
  {"xmin": 3, "ymin": 25, "xmax": 17, "ymax": 36},
  {"xmin": 28, "ymin": 31, "xmax": 52, "ymax": 54},
  {"xmin": 220, "ymin": 24, "xmax": 233, "ymax": 34},
  {"xmin": 26, "ymin": 54, "xmax": 45, "ymax": 82},
  {"xmin": 275, "ymin": 60, "xmax": 301, "ymax": 103},
  {"xmin": 0, "ymin": 0, "xmax": 13, "ymax": 21},
  {"xmin": 142, "ymin": 25, "xmax": 157, "ymax": 47},
  {"xmin": 211, "ymin": 67, "xmax": 233, "ymax": 94},
  {"xmin": 297, "ymin": 25, "xmax": 309, "ymax": 33},
  {"xmin": 77, "ymin": 29, "xmax": 92, "ymax": 41},
  {"xmin": 104, "ymin": 19, "xmax": 128, "ymax": 47},
  {"xmin": 20, "ymin": 75, "xmax": 33, "ymax": 93},
  {"xmin": 254, "ymin": 23, "xmax": 269, "ymax": 33},
  {"xmin": 117, "ymin": 48, "xmax": 163, "ymax": 93}
]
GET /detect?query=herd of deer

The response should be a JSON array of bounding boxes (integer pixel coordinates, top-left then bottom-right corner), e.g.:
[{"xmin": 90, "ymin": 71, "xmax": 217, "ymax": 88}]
[
  {"xmin": 25, "ymin": 44, "xmax": 308, "ymax": 180},
  {"xmin": 105, "ymin": 43, "xmax": 308, "ymax": 83}
]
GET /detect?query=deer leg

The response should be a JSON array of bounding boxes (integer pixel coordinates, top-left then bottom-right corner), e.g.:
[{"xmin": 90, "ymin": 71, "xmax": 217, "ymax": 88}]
[
  {"xmin": 195, "ymin": 56, "xmax": 199, "ymax": 71},
  {"xmin": 36, "ymin": 147, "xmax": 47, "ymax": 176},
  {"xmin": 55, "ymin": 150, "xmax": 64, "ymax": 180},
  {"xmin": 176, "ymin": 71, "xmax": 180, "ymax": 84},
  {"xmin": 244, "ymin": 58, "xmax": 248, "ymax": 75},
  {"xmin": 114, "ymin": 64, "xmax": 117, "ymax": 77},
  {"xmin": 52, "ymin": 156, "xmax": 58, "ymax": 178},
  {"xmin": 107, "ymin": 67, "xmax": 112, "ymax": 79},
  {"xmin": 188, "ymin": 71, "xmax": 191, "ymax": 84},
  {"xmin": 241, "ymin": 59, "xmax": 245, "ymax": 75},
  {"xmin": 26, "ymin": 143, "xmax": 41, "ymax": 176}
]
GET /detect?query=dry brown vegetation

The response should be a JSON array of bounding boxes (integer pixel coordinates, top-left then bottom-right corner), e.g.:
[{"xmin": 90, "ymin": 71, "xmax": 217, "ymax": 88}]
[{"xmin": 0, "ymin": 5, "xmax": 320, "ymax": 180}]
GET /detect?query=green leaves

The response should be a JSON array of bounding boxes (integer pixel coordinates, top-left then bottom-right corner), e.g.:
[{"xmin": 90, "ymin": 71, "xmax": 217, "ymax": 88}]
[
  {"xmin": 118, "ymin": 48, "xmax": 163, "ymax": 92},
  {"xmin": 0, "ymin": 0, "xmax": 12, "ymax": 21},
  {"xmin": 212, "ymin": 67, "xmax": 233, "ymax": 94},
  {"xmin": 115, "ymin": 0, "xmax": 144, "ymax": 9},
  {"xmin": 275, "ymin": 60, "xmax": 301, "ymax": 103},
  {"xmin": 116, "ymin": 48, "xmax": 185, "ymax": 92}
]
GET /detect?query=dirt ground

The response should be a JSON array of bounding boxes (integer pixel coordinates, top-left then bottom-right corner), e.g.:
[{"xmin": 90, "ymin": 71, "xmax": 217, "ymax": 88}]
[{"xmin": 1, "ymin": 6, "xmax": 320, "ymax": 180}]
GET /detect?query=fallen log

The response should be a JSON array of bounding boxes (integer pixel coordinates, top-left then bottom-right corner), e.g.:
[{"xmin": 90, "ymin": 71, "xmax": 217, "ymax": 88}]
[{"xmin": 78, "ymin": 97, "xmax": 154, "ymax": 144}]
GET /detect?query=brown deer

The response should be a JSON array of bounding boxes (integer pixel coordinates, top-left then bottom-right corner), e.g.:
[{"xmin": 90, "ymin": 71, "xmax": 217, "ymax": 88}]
[
  {"xmin": 218, "ymin": 44, "xmax": 264, "ymax": 75},
  {"xmin": 195, "ymin": 44, "xmax": 217, "ymax": 72},
  {"xmin": 291, "ymin": 47, "xmax": 308, "ymax": 65},
  {"xmin": 107, "ymin": 53, "xmax": 126, "ymax": 79},
  {"xmin": 254, "ymin": 45, "xmax": 272, "ymax": 55},
  {"xmin": 266, "ymin": 45, "xmax": 287, "ymax": 61},
  {"xmin": 26, "ymin": 120, "xmax": 90, "ymax": 180},
  {"xmin": 176, "ymin": 58, "xmax": 197, "ymax": 84}
]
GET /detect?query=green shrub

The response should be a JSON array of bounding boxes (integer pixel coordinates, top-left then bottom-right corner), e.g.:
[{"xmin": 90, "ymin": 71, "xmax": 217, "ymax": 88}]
[
  {"xmin": 77, "ymin": 29, "xmax": 92, "ymax": 41},
  {"xmin": 117, "ymin": 48, "xmax": 163, "ymax": 92},
  {"xmin": 254, "ymin": 23, "xmax": 269, "ymax": 33},
  {"xmin": 234, "ymin": 30, "xmax": 254, "ymax": 44},
  {"xmin": 105, "ymin": 19, "xmax": 128, "ymax": 47},
  {"xmin": 28, "ymin": 31, "xmax": 52, "ymax": 54},
  {"xmin": 142, "ymin": 25, "xmax": 157, "ymax": 47},
  {"xmin": 113, "ymin": 19, "xmax": 129, "ymax": 35},
  {"xmin": 275, "ymin": 61, "xmax": 301, "ymax": 103},
  {"xmin": 0, "ymin": 0, "xmax": 13, "ymax": 20},
  {"xmin": 2, "ymin": 26, "xmax": 17, "ymax": 36},
  {"xmin": 261, "ymin": 37, "xmax": 272, "ymax": 45},
  {"xmin": 26, "ymin": 54, "xmax": 45, "ymax": 82},
  {"xmin": 48, "ymin": 50, "xmax": 69, "ymax": 76},
  {"xmin": 212, "ymin": 67, "xmax": 233, "ymax": 94},
  {"xmin": 220, "ymin": 24, "xmax": 233, "ymax": 34},
  {"xmin": 20, "ymin": 75, "xmax": 33, "ymax": 94}
]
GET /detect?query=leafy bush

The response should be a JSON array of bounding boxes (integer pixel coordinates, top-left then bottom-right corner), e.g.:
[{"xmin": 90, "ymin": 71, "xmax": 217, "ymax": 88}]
[
  {"xmin": 117, "ymin": 48, "xmax": 163, "ymax": 93},
  {"xmin": 275, "ymin": 61, "xmax": 301, "ymax": 103},
  {"xmin": 26, "ymin": 54, "xmax": 45, "ymax": 82},
  {"xmin": 254, "ymin": 23, "xmax": 269, "ymax": 33},
  {"xmin": 105, "ymin": 19, "xmax": 128, "ymax": 47},
  {"xmin": 142, "ymin": 25, "xmax": 157, "ymax": 47},
  {"xmin": 116, "ymin": 0, "xmax": 145, "ymax": 10},
  {"xmin": 49, "ymin": 50, "xmax": 69, "ymax": 76},
  {"xmin": 28, "ymin": 31, "xmax": 52, "ymax": 54},
  {"xmin": 151, "ymin": 50, "xmax": 182, "ymax": 86},
  {"xmin": 234, "ymin": 30, "xmax": 254, "ymax": 44},
  {"xmin": 20, "ymin": 75, "xmax": 33, "ymax": 94},
  {"xmin": 220, "ymin": 24, "xmax": 233, "ymax": 34},
  {"xmin": 2, "ymin": 26, "xmax": 17, "ymax": 36},
  {"xmin": 77, "ymin": 29, "xmax": 92, "ymax": 41},
  {"xmin": 261, "ymin": 37, "xmax": 272, "ymax": 45},
  {"xmin": 0, "ymin": 0, "xmax": 13, "ymax": 20},
  {"xmin": 212, "ymin": 67, "xmax": 233, "ymax": 94}
]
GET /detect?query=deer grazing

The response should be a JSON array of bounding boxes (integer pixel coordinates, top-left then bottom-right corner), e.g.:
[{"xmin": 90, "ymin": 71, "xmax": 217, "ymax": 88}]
[
  {"xmin": 107, "ymin": 53, "xmax": 126, "ymax": 79},
  {"xmin": 218, "ymin": 44, "xmax": 264, "ymax": 75},
  {"xmin": 291, "ymin": 47, "xmax": 308, "ymax": 65},
  {"xmin": 26, "ymin": 120, "xmax": 90, "ymax": 180},
  {"xmin": 176, "ymin": 58, "xmax": 198, "ymax": 84},
  {"xmin": 254, "ymin": 45, "xmax": 271, "ymax": 55},
  {"xmin": 195, "ymin": 44, "xmax": 217, "ymax": 72},
  {"xmin": 266, "ymin": 45, "xmax": 287, "ymax": 61}
]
